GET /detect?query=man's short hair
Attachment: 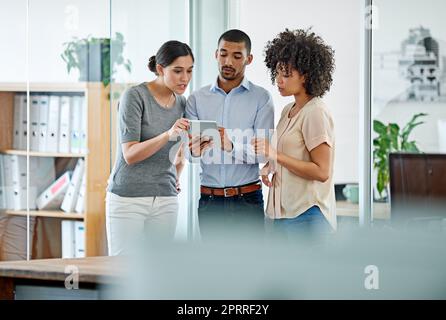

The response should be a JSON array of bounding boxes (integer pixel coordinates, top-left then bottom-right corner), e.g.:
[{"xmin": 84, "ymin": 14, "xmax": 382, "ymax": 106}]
[{"xmin": 218, "ymin": 29, "xmax": 252, "ymax": 55}]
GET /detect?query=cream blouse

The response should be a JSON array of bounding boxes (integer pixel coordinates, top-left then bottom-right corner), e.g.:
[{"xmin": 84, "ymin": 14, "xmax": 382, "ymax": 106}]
[{"xmin": 266, "ymin": 97, "xmax": 337, "ymax": 230}]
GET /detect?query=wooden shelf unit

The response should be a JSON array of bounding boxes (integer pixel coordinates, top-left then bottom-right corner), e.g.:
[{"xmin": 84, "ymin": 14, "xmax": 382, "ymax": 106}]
[
  {"xmin": 0, "ymin": 82, "xmax": 110, "ymax": 258},
  {"xmin": 2, "ymin": 209, "xmax": 84, "ymax": 220},
  {"xmin": 0, "ymin": 149, "xmax": 86, "ymax": 158}
]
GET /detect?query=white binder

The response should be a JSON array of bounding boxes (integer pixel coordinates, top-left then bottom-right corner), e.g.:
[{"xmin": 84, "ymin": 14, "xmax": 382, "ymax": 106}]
[
  {"xmin": 13, "ymin": 94, "xmax": 23, "ymax": 150},
  {"xmin": 75, "ymin": 173, "xmax": 86, "ymax": 214},
  {"xmin": 36, "ymin": 171, "xmax": 71, "ymax": 210},
  {"xmin": 38, "ymin": 95, "xmax": 50, "ymax": 152},
  {"xmin": 29, "ymin": 157, "xmax": 56, "ymax": 209},
  {"xmin": 70, "ymin": 96, "xmax": 82, "ymax": 154},
  {"xmin": 11, "ymin": 155, "xmax": 27, "ymax": 210},
  {"xmin": 9, "ymin": 156, "xmax": 55, "ymax": 210},
  {"xmin": 3, "ymin": 155, "xmax": 15, "ymax": 209},
  {"xmin": 74, "ymin": 221, "xmax": 85, "ymax": 258},
  {"xmin": 61, "ymin": 220, "xmax": 75, "ymax": 258},
  {"xmin": 80, "ymin": 96, "xmax": 87, "ymax": 154},
  {"xmin": 61, "ymin": 159, "xmax": 84, "ymax": 213},
  {"xmin": 30, "ymin": 95, "xmax": 40, "ymax": 151},
  {"xmin": 46, "ymin": 95, "xmax": 60, "ymax": 153},
  {"xmin": 58, "ymin": 96, "xmax": 71, "ymax": 153},
  {"xmin": 19, "ymin": 95, "xmax": 28, "ymax": 150}
]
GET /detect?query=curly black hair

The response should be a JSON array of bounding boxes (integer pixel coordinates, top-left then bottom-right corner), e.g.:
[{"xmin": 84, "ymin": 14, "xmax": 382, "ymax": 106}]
[{"xmin": 264, "ymin": 28, "xmax": 335, "ymax": 97}]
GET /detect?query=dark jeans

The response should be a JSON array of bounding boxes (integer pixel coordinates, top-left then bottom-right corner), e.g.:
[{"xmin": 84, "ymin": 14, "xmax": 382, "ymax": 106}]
[
  {"xmin": 198, "ymin": 189, "xmax": 264, "ymax": 240},
  {"xmin": 265, "ymin": 205, "xmax": 333, "ymax": 243}
]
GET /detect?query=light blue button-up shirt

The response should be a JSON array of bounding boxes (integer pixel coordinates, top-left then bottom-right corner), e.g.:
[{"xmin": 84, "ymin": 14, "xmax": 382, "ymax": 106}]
[{"xmin": 185, "ymin": 77, "xmax": 274, "ymax": 188}]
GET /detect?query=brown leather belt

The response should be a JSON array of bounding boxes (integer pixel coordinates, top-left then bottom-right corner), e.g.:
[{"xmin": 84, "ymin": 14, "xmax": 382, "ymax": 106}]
[{"xmin": 200, "ymin": 181, "xmax": 261, "ymax": 198}]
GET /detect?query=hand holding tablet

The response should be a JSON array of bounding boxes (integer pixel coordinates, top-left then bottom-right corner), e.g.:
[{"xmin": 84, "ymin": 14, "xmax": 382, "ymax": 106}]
[{"xmin": 187, "ymin": 120, "xmax": 219, "ymax": 157}]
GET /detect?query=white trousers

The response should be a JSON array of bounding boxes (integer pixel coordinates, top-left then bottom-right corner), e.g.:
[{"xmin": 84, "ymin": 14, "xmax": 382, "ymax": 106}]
[{"xmin": 105, "ymin": 192, "xmax": 178, "ymax": 256}]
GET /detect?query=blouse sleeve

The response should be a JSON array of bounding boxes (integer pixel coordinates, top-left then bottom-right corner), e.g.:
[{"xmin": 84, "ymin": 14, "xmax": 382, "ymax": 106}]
[
  {"xmin": 302, "ymin": 106, "xmax": 334, "ymax": 152},
  {"xmin": 119, "ymin": 87, "xmax": 144, "ymax": 143}
]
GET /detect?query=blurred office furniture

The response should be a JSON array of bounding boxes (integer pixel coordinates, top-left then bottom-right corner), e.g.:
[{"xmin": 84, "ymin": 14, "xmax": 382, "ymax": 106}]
[
  {"xmin": 0, "ymin": 256, "xmax": 124, "ymax": 300},
  {"xmin": 389, "ymin": 153, "xmax": 446, "ymax": 227}
]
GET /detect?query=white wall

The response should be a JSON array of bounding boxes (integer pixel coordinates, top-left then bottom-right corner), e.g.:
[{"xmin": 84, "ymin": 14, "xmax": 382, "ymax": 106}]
[
  {"xmin": 373, "ymin": 0, "xmax": 446, "ymax": 53},
  {"xmin": 238, "ymin": 0, "xmax": 361, "ymax": 184},
  {"xmin": 373, "ymin": 0, "xmax": 446, "ymax": 153},
  {"xmin": 111, "ymin": 0, "xmax": 188, "ymax": 83},
  {"xmin": 0, "ymin": 0, "xmax": 188, "ymax": 84},
  {"xmin": 0, "ymin": 0, "xmax": 27, "ymax": 82},
  {"xmin": 0, "ymin": 0, "xmax": 110, "ymax": 83}
]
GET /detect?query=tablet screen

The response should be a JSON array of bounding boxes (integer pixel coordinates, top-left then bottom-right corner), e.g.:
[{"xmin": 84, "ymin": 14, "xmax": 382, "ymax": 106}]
[{"xmin": 188, "ymin": 120, "xmax": 218, "ymax": 136}]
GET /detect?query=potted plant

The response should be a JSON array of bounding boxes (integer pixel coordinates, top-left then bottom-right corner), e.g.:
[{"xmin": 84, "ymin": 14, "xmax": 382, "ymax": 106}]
[
  {"xmin": 61, "ymin": 32, "xmax": 132, "ymax": 88},
  {"xmin": 373, "ymin": 113, "xmax": 428, "ymax": 201}
]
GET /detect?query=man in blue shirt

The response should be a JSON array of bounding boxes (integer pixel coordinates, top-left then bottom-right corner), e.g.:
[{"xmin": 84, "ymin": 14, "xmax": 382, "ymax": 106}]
[{"xmin": 186, "ymin": 29, "xmax": 274, "ymax": 239}]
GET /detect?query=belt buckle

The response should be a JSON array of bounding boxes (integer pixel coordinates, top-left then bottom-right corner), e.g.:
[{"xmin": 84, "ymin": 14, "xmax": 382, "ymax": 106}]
[{"xmin": 223, "ymin": 187, "xmax": 236, "ymax": 197}]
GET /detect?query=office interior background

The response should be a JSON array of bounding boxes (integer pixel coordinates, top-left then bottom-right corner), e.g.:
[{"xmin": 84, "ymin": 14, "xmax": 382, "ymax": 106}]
[{"xmin": 0, "ymin": 0, "xmax": 445, "ymax": 268}]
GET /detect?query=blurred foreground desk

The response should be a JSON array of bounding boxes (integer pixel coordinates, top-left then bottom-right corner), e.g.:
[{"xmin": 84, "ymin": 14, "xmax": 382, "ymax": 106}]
[{"xmin": 0, "ymin": 256, "xmax": 125, "ymax": 300}]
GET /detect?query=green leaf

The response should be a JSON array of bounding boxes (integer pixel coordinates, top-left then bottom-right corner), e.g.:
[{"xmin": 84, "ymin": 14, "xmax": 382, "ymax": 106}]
[
  {"xmin": 401, "ymin": 121, "xmax": 425, "ymax": 143},
  {"xmin": 388, "ymin": 123, "xmax": 400, "ymax": 150},
  {"xmin": 373, "ymin": 113, "xmax": 427, "ymax": 201},
  {"xmin": 377, "ymin": 170, "xmax": 386, "ymax": 195},
  {"xmin": 373, "ymin": 120, "xmax": 386, "ymax": 134},
  {"xmin": 373, "ymin": 139, "xmax": 380, "ymax": 147},
  {"xmin": 401, "ymin": 113, "xmax": 428, "ymax": 140},
  {"xmin": 402, "ymin": 141, "xmax": 420, "ymax": 153},
  {"xmin": 389, "ymin": 123, "xmax": 400, "ymax": 135}
]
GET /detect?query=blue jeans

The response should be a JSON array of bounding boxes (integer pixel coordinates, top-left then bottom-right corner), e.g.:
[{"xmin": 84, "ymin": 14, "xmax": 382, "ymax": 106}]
[{"xmin": 266, "ymin": 206, "xmax": 333, "ymax": 241}]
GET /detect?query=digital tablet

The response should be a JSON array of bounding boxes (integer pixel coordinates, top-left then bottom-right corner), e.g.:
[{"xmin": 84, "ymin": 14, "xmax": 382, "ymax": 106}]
[{"xmin": 188, "ymin": 120, "xmax": 219, "ymax": 136}]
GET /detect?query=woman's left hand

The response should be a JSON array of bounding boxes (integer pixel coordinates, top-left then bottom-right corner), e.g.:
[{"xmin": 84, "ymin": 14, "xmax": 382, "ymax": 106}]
[
  {"xmin": 176, "ymin": 178, "xmax": 181, "ymax": 193},
  {"xmin": 260, "ymin": 163, "xmax": 274, "ymax": 187},
  {"xmin": 251, "ymin": 138, "xmax": 276, "ymax": 159}
]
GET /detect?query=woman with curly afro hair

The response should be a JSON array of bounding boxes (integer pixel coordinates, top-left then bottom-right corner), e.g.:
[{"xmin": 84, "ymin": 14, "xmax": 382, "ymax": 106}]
[{"xmin": 252, "ymin": 28, "xmax": 337, "ymax": 239}]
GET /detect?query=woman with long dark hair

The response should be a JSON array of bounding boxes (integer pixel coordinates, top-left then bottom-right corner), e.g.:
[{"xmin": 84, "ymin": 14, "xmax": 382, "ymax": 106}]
[{"xmin": 106, "ymin": 40, "xmax": 194, "ymax": 255}]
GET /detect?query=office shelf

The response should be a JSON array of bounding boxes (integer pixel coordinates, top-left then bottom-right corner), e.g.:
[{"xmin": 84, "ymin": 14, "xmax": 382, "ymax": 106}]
[
  {"xmin": 0, "ymin": 82, "xmax": 110, "ymax": 258},
  {"xmin": 3, "ymin": 209, "xmax": 84, "ymax": 220},
  {"xmin": 0, "ymin": 149, "xmax": 86, "ymax": 158}
]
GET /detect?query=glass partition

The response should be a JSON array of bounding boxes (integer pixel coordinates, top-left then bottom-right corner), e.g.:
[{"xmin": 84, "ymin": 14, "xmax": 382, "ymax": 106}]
[
  {"xmin": 0, "ymin": 0, "xmax": 110, "ymax": 261},
  {"xmin": 110, "ymin": 0, "xmax": 190, "ymax": 240},
  {"xmin": 372, "ymin": 0, "xmax": 446, "ymax": 226},
  {"xmin": 0, "ymin": 0, "xmax": 30, "ymax": 261},
  {"xmin": 238, "ymin": 0, "xmax": 363, "ymax": 229}
]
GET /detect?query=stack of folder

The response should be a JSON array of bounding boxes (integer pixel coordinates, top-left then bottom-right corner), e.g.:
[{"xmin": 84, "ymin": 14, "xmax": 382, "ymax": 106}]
[
  {"xmin": 35, "ymin": 159, "xmax": 85, "ymax": 214},
  {"xmin": 0, "ymin": 156, "xmax": 85, "ymax": 213},
  {"xmin": 61, "ymin": 220, "xmax": 85, "ymax": 259},
  {"xmin": 0, "ymin": 155, "xmax": 55, "ymax": 210},
  {"xmin": 12, "ymin": 93, "xmax": 87, "ymax": 154}
]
